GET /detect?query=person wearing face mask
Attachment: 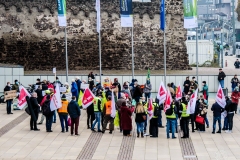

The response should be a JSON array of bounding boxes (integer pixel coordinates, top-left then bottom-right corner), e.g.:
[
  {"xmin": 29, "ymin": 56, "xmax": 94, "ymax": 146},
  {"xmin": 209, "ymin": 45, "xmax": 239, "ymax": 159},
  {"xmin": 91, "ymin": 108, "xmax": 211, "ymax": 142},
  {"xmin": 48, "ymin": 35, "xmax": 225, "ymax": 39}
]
[
  {"xmin": 132, "ymin": 80, "xmax": 142, "ymax": 103},
  {"xmin": 201, "ymin": 81, "xmax": 209, "ymax": 101},
  {"xmin": 144, "ymin": 79, "xmax": 152, "ymax": 100},
  {"xmin": 4, "ymin": 82, "xmax": 13, "ymax": 114},
  {"xmin": 231, "ymin": 75, "xmax": 239, "ymax": 92},
  {"xmin": 12, "ymin": 79, "xmax": 19, "ymax": 92},
  {"xmin": 122, "ymin": 82, "xmax": 132, "ymax": 99}
]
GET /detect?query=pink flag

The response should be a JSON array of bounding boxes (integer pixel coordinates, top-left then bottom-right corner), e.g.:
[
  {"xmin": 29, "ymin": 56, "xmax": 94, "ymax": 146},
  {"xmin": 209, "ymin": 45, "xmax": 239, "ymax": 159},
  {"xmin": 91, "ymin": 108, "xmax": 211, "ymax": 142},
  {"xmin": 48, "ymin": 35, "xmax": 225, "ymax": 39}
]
[
  {"xmin": 18, "ymin": 86, "xmax": 31, "ymax": 109},
  {"xmin": 187, "ymin": 89, "xmax": 198, "ymax": 114},
  {"xmin": 148, "ymin": 98, "xmax": 153, "ymax": 120},
  {"xmin": 157, "ymin": 82, "xmax": 167, "ymax": 104},
  {"xmin": 164, "ymin": 90, "xmax": 172, "ymax": 112},
  {"xmin": 216, "ymin": 84, "xmax": 226, "ymax": 108},
  {"xmin": 175, "ymin": 85, "xmax": 182, "ymax": 100},
  {"xmin": 81, "ymin": 88, "xmax": 95, "ymax": 108}
]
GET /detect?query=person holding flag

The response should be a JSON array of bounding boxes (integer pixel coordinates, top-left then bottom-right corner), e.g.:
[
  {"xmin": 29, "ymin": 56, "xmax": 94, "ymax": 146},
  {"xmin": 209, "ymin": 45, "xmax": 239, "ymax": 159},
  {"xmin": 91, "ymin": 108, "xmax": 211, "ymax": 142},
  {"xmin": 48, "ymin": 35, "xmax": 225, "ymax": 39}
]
[
  {"xmin": 149, "ymin": 99, "xmax": 160, "ymax": 138},
  {"xmin": 179, "ymin": 97, "xmax": 189, "ymax": 138}
]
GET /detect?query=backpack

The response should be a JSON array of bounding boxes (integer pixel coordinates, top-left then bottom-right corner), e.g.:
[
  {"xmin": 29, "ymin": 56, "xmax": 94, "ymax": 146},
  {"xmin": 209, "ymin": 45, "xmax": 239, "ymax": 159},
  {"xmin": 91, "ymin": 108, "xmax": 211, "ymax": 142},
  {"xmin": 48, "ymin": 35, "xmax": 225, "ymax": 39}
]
[
  {"xmin": 42, "ymin": 100, "xmax": 51, "ymax": 116},
  {"xmin": 153, "ymin": 103, "xmax": 160, "ymax": 117},
  {"xmin": 165, "ymin": 105, "xmax": 174, "ymax": 116}
]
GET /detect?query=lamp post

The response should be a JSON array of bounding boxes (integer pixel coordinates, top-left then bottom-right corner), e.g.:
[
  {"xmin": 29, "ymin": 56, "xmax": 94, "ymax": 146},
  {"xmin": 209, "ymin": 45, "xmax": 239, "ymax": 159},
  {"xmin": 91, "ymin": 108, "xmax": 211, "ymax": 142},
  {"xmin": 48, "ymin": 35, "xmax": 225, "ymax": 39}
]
[
  {"xmin": 205, "ymin": 27, "xmax": 208, "ymax": 40},
  {"xmin": 221, "ymin": 29, "xmax": 224, "ymax": 68},
  {"xmin": 212, "ymin": 28, "xmax": 214, "ymax": 41},
  {"xmin": 232, "ymin": 0, "xmax": 236, "ymax": 55}
]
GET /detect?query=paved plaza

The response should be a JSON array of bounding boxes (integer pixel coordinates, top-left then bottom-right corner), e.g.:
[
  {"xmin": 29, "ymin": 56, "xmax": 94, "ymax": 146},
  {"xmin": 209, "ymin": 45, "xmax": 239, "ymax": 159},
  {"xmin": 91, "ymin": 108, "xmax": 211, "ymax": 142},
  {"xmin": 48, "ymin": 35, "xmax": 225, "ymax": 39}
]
[{"xmin": 0, "ymin": 98, "xmax": 240, "ymax": 160}]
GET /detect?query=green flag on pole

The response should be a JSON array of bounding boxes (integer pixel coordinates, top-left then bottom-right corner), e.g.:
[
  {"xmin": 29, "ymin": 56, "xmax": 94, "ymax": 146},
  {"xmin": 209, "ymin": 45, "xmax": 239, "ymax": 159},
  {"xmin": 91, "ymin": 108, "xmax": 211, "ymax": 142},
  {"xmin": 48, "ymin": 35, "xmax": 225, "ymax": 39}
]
[
  {"xmin": 147, "ymin": 68, "xmax": 150, "ymax": 80},
  {"xmin": 57, "ymin": 0, "xmax": 67, "ymax": 26}
]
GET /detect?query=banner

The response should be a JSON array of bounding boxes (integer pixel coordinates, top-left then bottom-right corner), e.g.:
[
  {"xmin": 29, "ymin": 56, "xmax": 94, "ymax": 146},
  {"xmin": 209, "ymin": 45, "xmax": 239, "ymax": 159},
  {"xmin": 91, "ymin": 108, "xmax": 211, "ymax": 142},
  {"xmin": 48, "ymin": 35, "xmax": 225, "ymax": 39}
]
[
  {"xmin": 50, "ymin": 83, "xmax": 62, "ymax": 111},
  {"xmin": 187, "ymin": 88, "xmax": 198, "ymax": 114},
  {"xmin": 183, "ymin": 0, "xmax": 198, "ymax": 28},
  {"xmin": 18, "ymin": 86, "xmax": 31, "ymax": 109},
  {"xmin": 4, "ymin": 90, "xmax": 17, "ymax": 101},
  {"xmin": 120, "ymin": 0, "xmax": 133, "ymax": 27},
  {"xmin": 160, "ymin": 0, "xmax": 165, "ymax": 31},
  {"xmin": 164, "ymin": 90, "xmax": 172, "ymax": 112},
  {"xmin": 175, "ymin": 85, "xmax": 182, "ymax": 100},
  {"xmin": 157, "ymin": 82, "xmax": 167, "ymax": 105},
  {"xmin": 82, "ymin": 88, "xmax": 95, "ymax": 108},
  {"xmin": 57, "ymin": 0, "xmax": 67, "ymax": 26},
  {"xmin": 216, "ymin": 84, "xmax": 226, "ymax": 108},
  {"xmin": 147, "ymin": 98, "xmax": 153, "ymax": 120},
  {"xmin": 96, "ymin": 0, "xmax": 101, "ymax": 33}
]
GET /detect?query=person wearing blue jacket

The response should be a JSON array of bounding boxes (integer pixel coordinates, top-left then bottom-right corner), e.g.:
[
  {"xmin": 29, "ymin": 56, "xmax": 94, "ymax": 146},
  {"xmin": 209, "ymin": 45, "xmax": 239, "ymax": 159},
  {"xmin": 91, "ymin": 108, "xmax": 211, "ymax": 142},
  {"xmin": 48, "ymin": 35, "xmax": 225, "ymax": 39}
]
[
  {"xmin": 71, "ymin": 79, "xmax": 79, "ymax": 101},
  {"xmin": 211, "ymin": 102, "xmax": 224, "ymax": 134}
]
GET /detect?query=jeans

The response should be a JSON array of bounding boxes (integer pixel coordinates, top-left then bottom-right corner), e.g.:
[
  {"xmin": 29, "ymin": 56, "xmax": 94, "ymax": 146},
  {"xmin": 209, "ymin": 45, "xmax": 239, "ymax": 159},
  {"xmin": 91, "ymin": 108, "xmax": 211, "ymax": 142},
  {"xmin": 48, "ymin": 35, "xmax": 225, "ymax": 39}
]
[
  {"xmin": 53, "ymin": 111, "xmax": 56, "ymax": 122},
  {"xmin": 145, "ymin": 93, "xmax": 151, "ymax": 100},
  {"xmin": 223, "ymin": 117, "xmax": 228, "ymax": 129},
  {"xmin": 175, "ymin": 114, "xmax": 178, "ymax": 131},
  {"xmin": 59, "ymin": 114, "xmax": 68, "ymax": 132},
  {"xmin": 213, "ymin": 116, "xmax": 221, "ymax": 132},
  {"xmin": 204, "ymin": 114, "xmax": 209, "ymax": 127},
  {"xmin": 144, "ymin": 115, "xmax": 148, "ymax": 131},
  {"xmin": 136, "ymin": 122, "xmax": 145, "ymax": 133},
  {"xmin": 92, "ymin": 112, "xmax": 101, "ymax": 131},
  {"xmin": 46, "ymin": 115, "xmax": 53, "ymax": 131},
  {"xmin": 6, "ymin": 100, "xmax": 12, "ymax": 114},
  {"xmin": 219, "ymin": 80, "xmax": 224, "ymax": 88},
  {"xmin": 227, "ymin": 113, "xmax": 234, "ymax": 130},
  {"xmin": 158, "ymin": 110, "xmax": 163, "ymax": 127},
  {"xmin": 166, "ymin": 118, "xmax": 176, "ymax": 138}
]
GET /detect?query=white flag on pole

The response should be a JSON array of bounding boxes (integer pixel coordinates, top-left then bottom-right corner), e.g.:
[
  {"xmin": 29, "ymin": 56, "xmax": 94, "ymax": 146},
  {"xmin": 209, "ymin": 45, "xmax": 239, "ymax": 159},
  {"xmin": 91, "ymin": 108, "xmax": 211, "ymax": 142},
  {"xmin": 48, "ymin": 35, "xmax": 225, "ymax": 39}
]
[
  {"xmin": 175, "ymin": 83, "xmax": 182, "ymax": 101},
  {"xmin": 18, "ymin": 86, "xmax": 31, "ymax": 109},
  {"xmin": 187, "ymin": 88, "xmax": 198, "ymax": 114},
  {"xmin": 96, "ymin": 0, "xmax": 101, "ymax": 33},
  {"xmin": 216, "ymin": 84, "xmax": 226, "ymax": 108},
  {"xmin": 111, "ymin": 91, "xmax": 116, "ymax": 118},
  {"xmin": 50, "ymin": 83, "xmax": 61, "ymax": 111},
  {"xmin": 157, "ymin": 82, "xmax": 167, "ymax": 104}
]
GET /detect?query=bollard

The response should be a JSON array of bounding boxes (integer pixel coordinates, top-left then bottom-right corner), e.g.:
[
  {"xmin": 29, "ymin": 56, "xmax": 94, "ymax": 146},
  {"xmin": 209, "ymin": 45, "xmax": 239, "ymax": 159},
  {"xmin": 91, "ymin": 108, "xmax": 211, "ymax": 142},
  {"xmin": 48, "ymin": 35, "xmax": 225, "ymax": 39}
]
[{"xmin": 225, "ymin": 60, "xmax": 227, "ymax": 67}]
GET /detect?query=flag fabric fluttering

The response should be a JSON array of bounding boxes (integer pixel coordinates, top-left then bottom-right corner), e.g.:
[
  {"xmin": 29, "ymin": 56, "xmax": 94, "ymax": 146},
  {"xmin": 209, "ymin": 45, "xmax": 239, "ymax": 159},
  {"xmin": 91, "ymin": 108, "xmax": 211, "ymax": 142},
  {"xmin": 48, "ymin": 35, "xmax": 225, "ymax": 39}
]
[
  {"xmin": 164, "ymin": 90, "xmax": 172, "ymax": 112},
  {"xmin": 57, "ymin": 0, "xmax": 67, "ymax": 26},
  {"xmin": 78, "ymin": 90, "xmax": 83, "ymax": 107},
  {"xmin": 18, "ymin": 86, "xmax": 31, "ymax": 109},
  {"xmin": 95, "ymin": 0, "xmax": 101, "ymax": 33},
  {"xmin": 148, "ymin": 98, "xmax": 153, "ymax": 120},
  {"xmin": 160, "ymin": 0, "xmax": 165, "ymax": 31},
  {"xmin": 111, "ymin": 91, "xmax": 116, "ymax": 118},
  {"xmin": 216, "ymin": 84, "xmax": 226, "ymax": 108},
  {"xmin": 175, "ymin": 84, "xmax": 182, "ymax": 100},
  {"xmin": 187, "ymin": 88, "xmax": 198, "ymax": 114},
  {"xmin": 157, "ymin": 82, "xmax": 167, "ymax": 104},
  {"xmin": 50, "ymin": 83, "xmax": 62, "ymax": 111},
  {"xmin": 81, "ymin": 88, "xmax": 95, "ymax": 109}
]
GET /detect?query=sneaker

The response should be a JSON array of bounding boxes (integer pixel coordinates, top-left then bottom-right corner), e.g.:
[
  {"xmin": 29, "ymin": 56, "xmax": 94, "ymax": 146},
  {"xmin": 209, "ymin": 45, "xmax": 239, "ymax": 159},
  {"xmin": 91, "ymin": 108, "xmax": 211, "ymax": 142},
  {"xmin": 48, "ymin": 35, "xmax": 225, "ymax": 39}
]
[
  {"xmin": 216, "ymin": 131, "xmax": 221, "ymax": 134},
  {"xmin": 109, "ymin": 131, "xmax": 112, "ymax": 134},
  {"xmin": 91, "ymin": 129, "xmax": 96, "ymax": 132},
  {"xmin": 212, "ymin": 132, "xmax": 215, "ymax": 134},
  {"xmin": 228, "ymin": 130, "xmax": 232, "ymax": 133},
  {"xmin": 172, "ymin": 137, "xmax": 177, "ymax": 139},
  {"xmin": 98, "ymin": 130, "xmax": 102, "ymax": 132},
  {"xmin": 225, "ymin": 130, "xmax": 229, "ymax": 133},
  {"xmin": 206, "ymin": 126, "xmax": 209, "ymax": 128},
  {"xmin": 38, "ymin": 122, "xmax": 42, "ymax": 125}
]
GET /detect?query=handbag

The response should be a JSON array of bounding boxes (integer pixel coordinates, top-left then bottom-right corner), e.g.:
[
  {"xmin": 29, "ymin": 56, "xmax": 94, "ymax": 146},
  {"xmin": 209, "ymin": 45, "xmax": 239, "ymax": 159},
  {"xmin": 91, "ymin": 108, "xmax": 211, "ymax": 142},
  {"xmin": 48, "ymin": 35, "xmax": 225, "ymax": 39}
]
[
  {"xmin": 67, "ymin": 117, "xmax": 71, "ymax": 126},
  {"xmin": 195, "ymin": 115, "xmax": 205, "ymax": 124},
  {"xmin": 25, "ymin": 107, "xmax": 31, "ymax": 115}
]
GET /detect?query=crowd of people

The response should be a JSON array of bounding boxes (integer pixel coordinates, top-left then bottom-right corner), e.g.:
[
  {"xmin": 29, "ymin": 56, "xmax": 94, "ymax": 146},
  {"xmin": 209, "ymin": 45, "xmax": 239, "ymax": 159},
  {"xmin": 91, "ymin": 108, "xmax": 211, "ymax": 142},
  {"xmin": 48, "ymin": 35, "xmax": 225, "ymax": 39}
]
[{"xmin": 2, "ymin": 70, "xmax": 239, "ymax": 139}]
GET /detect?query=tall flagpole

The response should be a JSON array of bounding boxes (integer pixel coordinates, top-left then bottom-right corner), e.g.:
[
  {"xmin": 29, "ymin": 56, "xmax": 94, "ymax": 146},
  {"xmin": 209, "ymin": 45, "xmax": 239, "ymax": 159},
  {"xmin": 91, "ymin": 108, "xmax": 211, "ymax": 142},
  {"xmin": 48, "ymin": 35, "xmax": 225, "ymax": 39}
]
[
  {"xmin": 99, "ymin": 30, "xmax": 102, "ymax": 83},
  {"xmin": 164, "ymin": 30, "xmax": 166, "ymax": 86},
  {"xmin": 131, "ymin": 27, "xmax": 134, "ymax": 79},
  {"xmin": 65, "ymin": 27, "xmax": 68, "ymax": 83},
  {"xmin": 160, "ymin": 0, "xmax": 166, "ymax": 86},
  {"xmin": 196, "ymin": 27, "xmax": 198, "ymax": 81}
]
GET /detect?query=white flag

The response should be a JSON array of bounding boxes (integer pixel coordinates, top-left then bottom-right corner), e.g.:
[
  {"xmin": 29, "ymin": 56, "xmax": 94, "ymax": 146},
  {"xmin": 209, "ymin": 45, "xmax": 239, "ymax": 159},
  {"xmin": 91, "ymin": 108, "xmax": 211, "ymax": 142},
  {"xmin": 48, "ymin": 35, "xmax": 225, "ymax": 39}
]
[
  {"xmin": 187, "ymin": 88, "xmax": 198, "ymax": 114},
  {"xmin": 96, "ymin": 0, "xmax": 101, "ymax": 33},
  {"xmin": 50, "ymin": 83, "xmax": 61, "ymax": 111},
  {"xmin": 164, "ymin": 90, "xmax": 172, "ymax": 112},
  {"xmin": 216, "ymin": 84, "xmax": 226, "ymax": 108},
  {"xmin": 111, "ymin": 91, "xmax": 116, "ymax": 118},
  {"xmin": 157, "ymin": 82, "xmax": 167, "ymax": 104},
  {"xmin": 175, "ymin": 83, "xmax": 182, "ymax": 101}
]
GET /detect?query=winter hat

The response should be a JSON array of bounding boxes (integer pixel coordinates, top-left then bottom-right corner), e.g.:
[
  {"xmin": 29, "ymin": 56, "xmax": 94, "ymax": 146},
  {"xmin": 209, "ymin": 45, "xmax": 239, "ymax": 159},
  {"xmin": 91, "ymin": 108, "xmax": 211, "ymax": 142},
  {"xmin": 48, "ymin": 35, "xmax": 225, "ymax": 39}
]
[
  {"xmin": 202, "ymin": 81, "xmax": 206, "ymax": 84},
  {"xmin": 61, "ymin": 94, "xmax": 66, "ymax": 99},
  {"xmin": 45, "ymin": 90, "xmax": 50, "ymax": 94}
]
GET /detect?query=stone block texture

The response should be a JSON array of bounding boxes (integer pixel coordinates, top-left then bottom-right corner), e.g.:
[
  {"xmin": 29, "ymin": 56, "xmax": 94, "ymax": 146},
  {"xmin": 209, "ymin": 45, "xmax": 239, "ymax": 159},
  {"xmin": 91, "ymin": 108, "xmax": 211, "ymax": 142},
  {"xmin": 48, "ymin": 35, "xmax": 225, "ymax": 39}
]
[{"xmin": 0, "ymin": 0, "xmax": 190, "ymax": 71}]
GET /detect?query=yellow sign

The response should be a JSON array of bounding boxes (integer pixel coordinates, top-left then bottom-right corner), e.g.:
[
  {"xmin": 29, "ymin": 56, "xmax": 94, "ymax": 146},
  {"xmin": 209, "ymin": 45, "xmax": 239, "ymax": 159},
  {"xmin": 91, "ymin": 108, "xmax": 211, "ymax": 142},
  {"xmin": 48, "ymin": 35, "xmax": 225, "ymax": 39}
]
[{"xmin": 4, "ymin": 90, "xmax": 17, "ymax": 101}]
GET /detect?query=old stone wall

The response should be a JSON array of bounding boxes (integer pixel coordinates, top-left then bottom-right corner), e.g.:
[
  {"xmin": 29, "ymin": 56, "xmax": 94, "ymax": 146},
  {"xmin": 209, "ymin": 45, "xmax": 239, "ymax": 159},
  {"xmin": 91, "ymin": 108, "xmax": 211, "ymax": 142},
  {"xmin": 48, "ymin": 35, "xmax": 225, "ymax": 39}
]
[{"xmin": 0, "ymin": 0, "xmax": 190, "ymax": 71}]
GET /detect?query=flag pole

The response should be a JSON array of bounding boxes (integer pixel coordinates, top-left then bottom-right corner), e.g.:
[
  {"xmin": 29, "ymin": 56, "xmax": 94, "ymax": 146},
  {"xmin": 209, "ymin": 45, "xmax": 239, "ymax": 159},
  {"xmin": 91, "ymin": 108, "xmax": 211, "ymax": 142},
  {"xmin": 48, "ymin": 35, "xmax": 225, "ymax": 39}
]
[
  {"xmin": 99, "ymin": 29, "xmax": 102, "ymax": 83},
  {"xmin": 131, "ymin": 27, "xmax": 134, "ymax": 79},
  {"xmin": 164, "ymin": 30, "xmax": 166, "ymax": 86},
  {"xmin": 196, "ymin": 27, "xmax": 198, "ymax": 81},
  {"xmin": 65, "ymin": 27, "xmax": 69, "ymax": 83}
]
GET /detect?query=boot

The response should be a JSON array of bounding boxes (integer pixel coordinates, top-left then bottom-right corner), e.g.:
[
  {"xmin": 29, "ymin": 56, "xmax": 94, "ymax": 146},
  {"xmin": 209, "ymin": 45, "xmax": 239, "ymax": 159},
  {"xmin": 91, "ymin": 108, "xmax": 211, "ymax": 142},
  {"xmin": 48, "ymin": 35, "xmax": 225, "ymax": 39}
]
[
  {"xmin": 137, "ymin": 132, "xmax": 139, "ymax": 138},
  {"xmin": 141, "ymin": 132, "xmax": 144, "ymax": 138}
]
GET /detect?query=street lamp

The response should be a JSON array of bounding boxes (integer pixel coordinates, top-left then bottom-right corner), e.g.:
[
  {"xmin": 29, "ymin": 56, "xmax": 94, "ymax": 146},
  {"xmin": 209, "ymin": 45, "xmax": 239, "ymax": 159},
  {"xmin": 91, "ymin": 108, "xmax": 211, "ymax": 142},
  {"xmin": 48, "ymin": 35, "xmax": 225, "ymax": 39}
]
[
  {"xmin": 221, "ymin": 29, "xmax": 224, "ymax": 68},
  {"xmin": 212, "ymin": 28, "xmax": 214, "ymax": 41}
]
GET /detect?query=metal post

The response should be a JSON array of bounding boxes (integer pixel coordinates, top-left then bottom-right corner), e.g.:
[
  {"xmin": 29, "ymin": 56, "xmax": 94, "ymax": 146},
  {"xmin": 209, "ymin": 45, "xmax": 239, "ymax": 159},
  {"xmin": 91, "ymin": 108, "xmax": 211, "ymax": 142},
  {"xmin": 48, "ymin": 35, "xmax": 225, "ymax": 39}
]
[
  {"xmin": 164, "ymin": 30, "xmax": 166, "ymax": 86},
  {"xmin": 221, "ymin": 29, "xmax": 223, "ymax": 68},
  {"xmin": 196, "ymin": 27, "xmax": 199, "ymax": 81},
  {"xmin": 232, "ymin": 0, "xmax": 236, "ymax": 55},
  {"xmin": 65, "ymin": 27, "xmax": 68, "ymax": 82},
  {"xmin": 99, "ymin": 30, "xmax": 102, "ymax": 83},
  {"xmin": 212, "ymin": 28, "xmax": 214, "ymax": 40},
  {"xmin": 131, "ymin": 27, "xmax": 134, "ymax": 79}
]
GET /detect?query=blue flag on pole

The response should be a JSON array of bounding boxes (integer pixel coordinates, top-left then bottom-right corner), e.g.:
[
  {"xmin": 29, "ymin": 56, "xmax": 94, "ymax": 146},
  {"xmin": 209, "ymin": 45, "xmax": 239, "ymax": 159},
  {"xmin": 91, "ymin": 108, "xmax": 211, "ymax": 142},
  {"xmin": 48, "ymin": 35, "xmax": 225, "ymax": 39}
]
[
  {"xmin": 160, "ymin": 0, "xmax": 165, "ymax": 31},
  {"xmin": 120, "ymin": 0, "xmax": 133, "ymax": 27}
]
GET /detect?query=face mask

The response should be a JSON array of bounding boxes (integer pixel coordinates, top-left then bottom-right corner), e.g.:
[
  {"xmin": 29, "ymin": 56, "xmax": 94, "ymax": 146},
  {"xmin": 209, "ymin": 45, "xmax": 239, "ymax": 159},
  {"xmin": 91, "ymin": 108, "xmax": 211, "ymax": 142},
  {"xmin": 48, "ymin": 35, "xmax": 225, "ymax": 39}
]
[
  {"xmin": 7, "ymin": 84, "xmax": 10, "ymax": 86},
  {"xmin": 16, "ymin": 82, "xmax": 19, "ymax": 85},
  {"xmin": 202, "ymin": 83, "xmax": 204, "ymax": 86},
  {"xmin": 147, "ymin": 80, "xmax": 150, "ymax": 84}
]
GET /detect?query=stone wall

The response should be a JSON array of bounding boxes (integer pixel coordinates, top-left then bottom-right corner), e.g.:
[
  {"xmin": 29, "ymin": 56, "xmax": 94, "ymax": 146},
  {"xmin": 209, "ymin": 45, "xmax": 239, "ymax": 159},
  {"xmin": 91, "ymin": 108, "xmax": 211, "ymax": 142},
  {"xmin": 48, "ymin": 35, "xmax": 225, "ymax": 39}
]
[{"xmin": 0, "ymin": 0, "xmax": 190, "ymax": 71}]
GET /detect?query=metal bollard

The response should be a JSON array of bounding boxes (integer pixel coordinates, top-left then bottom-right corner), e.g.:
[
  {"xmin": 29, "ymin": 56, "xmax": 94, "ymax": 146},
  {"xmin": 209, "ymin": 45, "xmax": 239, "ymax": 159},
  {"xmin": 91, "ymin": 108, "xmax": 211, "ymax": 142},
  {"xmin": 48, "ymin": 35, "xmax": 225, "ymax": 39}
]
[{"xmin": 225, "ymin": 60, "xmax": 227, "ymax": 67}]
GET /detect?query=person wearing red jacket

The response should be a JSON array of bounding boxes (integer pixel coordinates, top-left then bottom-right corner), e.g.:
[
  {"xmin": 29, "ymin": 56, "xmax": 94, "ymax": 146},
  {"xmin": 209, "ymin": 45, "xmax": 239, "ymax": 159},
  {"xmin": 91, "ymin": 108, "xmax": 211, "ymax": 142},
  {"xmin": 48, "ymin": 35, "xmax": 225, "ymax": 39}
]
[{"xmin": 231, "ymin": 87, "xmax": 240, "ymax": 114}]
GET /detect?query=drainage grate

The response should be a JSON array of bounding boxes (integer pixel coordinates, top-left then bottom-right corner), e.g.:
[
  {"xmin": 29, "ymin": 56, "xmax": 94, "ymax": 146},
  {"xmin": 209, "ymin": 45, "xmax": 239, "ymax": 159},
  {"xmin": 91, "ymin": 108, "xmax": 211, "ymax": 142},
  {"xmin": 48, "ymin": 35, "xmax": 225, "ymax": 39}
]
[
  {"xmin": 0, "ymin": 112, "xmax": 29, "ymax": 137},
  {"xmin": 77, "ymin": 132, "xmax": 103, "ymax": 160},
  {"xmin": 178, "ymin": 128, "xmax": 198, "ymax": 160}
]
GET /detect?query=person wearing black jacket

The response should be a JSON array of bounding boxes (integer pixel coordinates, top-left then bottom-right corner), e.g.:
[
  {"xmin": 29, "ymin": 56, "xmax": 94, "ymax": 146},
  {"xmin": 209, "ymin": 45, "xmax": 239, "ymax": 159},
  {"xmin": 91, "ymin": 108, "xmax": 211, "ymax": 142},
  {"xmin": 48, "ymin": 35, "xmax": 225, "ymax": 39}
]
[
  {"xmin": 225, "ymin": 99, "xmax": 237, "ymax": 133},
  {"xmin": 68, "ymin": 96, "xmax": 81, "ymax": 135},
  {"xmin": 4, "ymin": 82, "xmax": 13, "ymax": 114},
  {"xmin": 183, "ymin": 77, "xmax": 191, "ymax": 95},
  {"xmin": 234, "ymin": 59, "xmax": 240, "ymax": 69},
  {"xmin": 133, "ymin": 82, "xmax": 142, "ymax": 103},
  {"xmin": 223, "ymin": 96, "xmax": 231, "ymax": 130},
  {"xmin": 30, "ymin": 92, "xmax": 40, "ymax": 131},
  {"xmin": 35, "ymin": 85, "xmax": 43, "ymax": 104},
  {"xmin": 218, "ymin": 69, "xmax": 226, "ymax": 88},
  {"xmin": 211, "ymin": 102, "xmax": 224, "ymax": 134}
]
